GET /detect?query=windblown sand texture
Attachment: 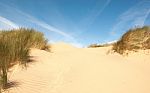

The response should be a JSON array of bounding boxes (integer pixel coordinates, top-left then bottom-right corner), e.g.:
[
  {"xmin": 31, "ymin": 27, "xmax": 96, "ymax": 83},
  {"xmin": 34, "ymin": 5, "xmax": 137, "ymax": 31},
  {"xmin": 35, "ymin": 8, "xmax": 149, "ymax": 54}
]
[{"xmin": 5, "ymin": 42, "xmax": 150, "ymax": 93}]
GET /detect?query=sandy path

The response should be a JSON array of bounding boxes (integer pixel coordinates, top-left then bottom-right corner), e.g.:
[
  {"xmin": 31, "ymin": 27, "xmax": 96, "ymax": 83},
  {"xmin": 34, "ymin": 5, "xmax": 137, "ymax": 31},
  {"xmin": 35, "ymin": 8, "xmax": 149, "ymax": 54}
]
[{"xmin": 4, "ymin": 43, "xmax": 150, "ymax": 93}]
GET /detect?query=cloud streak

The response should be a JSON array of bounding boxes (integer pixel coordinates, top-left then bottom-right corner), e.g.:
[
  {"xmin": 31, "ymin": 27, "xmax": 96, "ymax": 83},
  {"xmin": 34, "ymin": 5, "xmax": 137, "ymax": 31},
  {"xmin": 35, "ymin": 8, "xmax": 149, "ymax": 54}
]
[
  {"xmin": 0, "ymin": 2, "xmax": 74, "ymax": 40},
  {"xmin": 17, "ymin": 10, "xmax": 74, "ymax": 39},
  {"xmin": 26, "ymin": 15, "xmax": 74, "ymax": 39},
  {"xmin": 1, "ymin": 1, "xmax": 85, "ymax": 47},
  {"xmin": 110, "ymin": 0, "xmax": 150, "ymax": 36},
  {"xmin": 0, "ymin": 16, "xmax": 18, "ymax": 29},
  {"xmin": 79, "ymin": 0, "xmax": 111, "ymax": 30}
]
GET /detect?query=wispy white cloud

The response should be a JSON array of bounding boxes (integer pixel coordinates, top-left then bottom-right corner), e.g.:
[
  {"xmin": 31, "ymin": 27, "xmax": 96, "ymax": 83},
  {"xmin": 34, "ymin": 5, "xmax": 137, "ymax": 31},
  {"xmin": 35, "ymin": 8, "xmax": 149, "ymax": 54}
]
[
  {"xmin": 110, "ymin": 0, "xmax": 150, "ymax": 36},
  {"xmin": 0, "ymin": 2, "xmax": 74, "ymax": 40},
  {"xmin": 27, "ymin": 15, "xmax": 74, "ymax": 39},
  {"xmin": 0, "ymin": 16, "xmax": 18, "ymax": 29},
  {"xmin": 79, "ymin": 0, "xmax": 111, "ymax": 31},
  {"xmin": 1, "ymin": 3, "xmax": 82, "ymax": 46},
  {"xmin": 18, "ymin": 10, "xmax": 75, "ymax": 39}
]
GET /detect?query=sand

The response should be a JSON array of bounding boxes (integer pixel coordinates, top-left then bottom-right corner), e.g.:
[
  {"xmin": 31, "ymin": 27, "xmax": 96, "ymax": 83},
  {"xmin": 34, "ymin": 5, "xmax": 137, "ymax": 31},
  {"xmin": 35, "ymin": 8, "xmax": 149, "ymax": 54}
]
[{"xmin": 4, "ymin": 42, "xmax": 150, "ymax": 93}]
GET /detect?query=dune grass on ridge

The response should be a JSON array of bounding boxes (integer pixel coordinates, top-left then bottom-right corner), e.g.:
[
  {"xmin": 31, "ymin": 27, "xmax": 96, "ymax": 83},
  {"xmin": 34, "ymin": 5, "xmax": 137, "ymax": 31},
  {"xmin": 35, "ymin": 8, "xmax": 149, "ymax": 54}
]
[{"xmin": 112, "ymin": 26, "xmax": 150, "ymax": 54}]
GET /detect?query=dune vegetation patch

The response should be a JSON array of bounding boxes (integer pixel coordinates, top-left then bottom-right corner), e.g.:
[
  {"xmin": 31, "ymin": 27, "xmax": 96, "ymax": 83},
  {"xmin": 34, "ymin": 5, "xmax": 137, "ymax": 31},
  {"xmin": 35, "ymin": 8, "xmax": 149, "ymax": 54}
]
[
  {"xmin": 0, "ymin": 28, "xmax": 49, "ymax": 92},
  {"xmin": 112, "ymin": 26, "xmax": 150, "ymax": 54},
  {"xmin": 88, "ymin": 43, "xmax": 113, "ymax": 48}
]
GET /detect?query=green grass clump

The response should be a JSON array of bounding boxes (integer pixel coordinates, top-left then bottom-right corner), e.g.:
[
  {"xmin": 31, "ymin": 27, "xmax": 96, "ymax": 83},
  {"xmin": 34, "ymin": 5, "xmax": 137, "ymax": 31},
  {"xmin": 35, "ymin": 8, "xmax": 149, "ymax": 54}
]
[
  {"xmin": 0, "ymin": 28, "xmax": 49, "ymax": 91},
  {"xmin": 112, "ymin": 26, "xmax": 150, "ymax": 54}
]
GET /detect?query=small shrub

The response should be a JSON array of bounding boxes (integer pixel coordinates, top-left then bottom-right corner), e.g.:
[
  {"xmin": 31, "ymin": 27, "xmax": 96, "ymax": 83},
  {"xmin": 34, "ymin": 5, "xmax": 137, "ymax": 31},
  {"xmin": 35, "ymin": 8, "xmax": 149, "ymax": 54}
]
[
  {"xmin": 88, "ymin": 43, "xmax": 113, "ymax": 48},
  {"xmin": 88, "ymin": 44, "xmax": 103, "ymax": 48}
]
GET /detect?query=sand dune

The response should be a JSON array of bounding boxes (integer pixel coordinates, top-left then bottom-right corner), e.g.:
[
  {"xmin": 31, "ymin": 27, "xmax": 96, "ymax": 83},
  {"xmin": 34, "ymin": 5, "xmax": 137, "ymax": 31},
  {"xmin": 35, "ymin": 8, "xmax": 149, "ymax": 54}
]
[{"xmin": 4, "ymin": 42, "xmax": 150, "ymax": 93}]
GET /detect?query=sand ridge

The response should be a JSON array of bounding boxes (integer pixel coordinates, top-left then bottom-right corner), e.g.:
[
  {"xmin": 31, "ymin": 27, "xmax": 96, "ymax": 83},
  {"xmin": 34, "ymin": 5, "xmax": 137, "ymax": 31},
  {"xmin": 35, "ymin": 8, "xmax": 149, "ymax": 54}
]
[{"xmin": 4, "ymin": 42, "xmax": 150, "ymax": 93}]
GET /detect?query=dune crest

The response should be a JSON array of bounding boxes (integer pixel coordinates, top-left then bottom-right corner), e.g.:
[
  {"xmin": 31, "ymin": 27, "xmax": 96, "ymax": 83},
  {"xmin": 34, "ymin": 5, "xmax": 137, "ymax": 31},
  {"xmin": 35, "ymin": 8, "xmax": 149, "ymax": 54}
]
[{"xmin": 4, "ymin": 43, "xmax": 150, "ymax": 93}]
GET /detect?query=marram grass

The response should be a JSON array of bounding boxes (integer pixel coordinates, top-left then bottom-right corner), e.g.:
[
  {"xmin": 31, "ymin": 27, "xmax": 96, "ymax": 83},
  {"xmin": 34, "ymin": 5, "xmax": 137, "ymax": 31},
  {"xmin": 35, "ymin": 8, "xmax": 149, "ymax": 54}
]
[
  {"xmin": 112, "ymin": 26, "xmax": 150, "ymax": 54},
  {"xmin": 0, "ymin": 28, "xmax": 49, "ymax": 91}
]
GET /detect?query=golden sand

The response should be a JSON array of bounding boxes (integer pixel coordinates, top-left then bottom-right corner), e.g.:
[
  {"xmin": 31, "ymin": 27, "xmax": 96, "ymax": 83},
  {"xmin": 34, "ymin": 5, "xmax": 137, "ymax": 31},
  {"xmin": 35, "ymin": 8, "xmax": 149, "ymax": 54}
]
[{"xmin": 5, "ymin": 42, "xmax": 150, "ymax": 93}]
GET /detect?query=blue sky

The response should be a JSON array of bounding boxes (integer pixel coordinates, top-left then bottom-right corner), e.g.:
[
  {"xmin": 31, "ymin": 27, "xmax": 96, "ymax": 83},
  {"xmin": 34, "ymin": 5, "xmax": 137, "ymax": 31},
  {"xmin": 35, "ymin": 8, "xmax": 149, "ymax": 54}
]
[{"xmin": 0, "ymin": 0, "xmax": 150, "ymax": 47}]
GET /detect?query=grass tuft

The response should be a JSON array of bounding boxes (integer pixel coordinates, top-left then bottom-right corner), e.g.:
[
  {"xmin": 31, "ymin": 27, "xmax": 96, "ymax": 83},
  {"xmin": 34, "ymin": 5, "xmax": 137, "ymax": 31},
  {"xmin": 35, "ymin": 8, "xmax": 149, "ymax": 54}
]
[
  {"xmin": 0, "ymin": 28, "xmax": 49, "ymax": 91},
  {"xmin": 112, "ymin": 26, "xmax": 150, "ymax": 54}
]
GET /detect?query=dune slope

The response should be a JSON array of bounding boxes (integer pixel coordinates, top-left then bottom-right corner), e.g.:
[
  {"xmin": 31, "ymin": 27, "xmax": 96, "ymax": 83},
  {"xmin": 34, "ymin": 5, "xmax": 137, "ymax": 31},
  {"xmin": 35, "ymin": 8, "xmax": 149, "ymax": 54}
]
[{"xmin": 5, "ymin": 42, "xmax": 150, "ymax": 93}]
